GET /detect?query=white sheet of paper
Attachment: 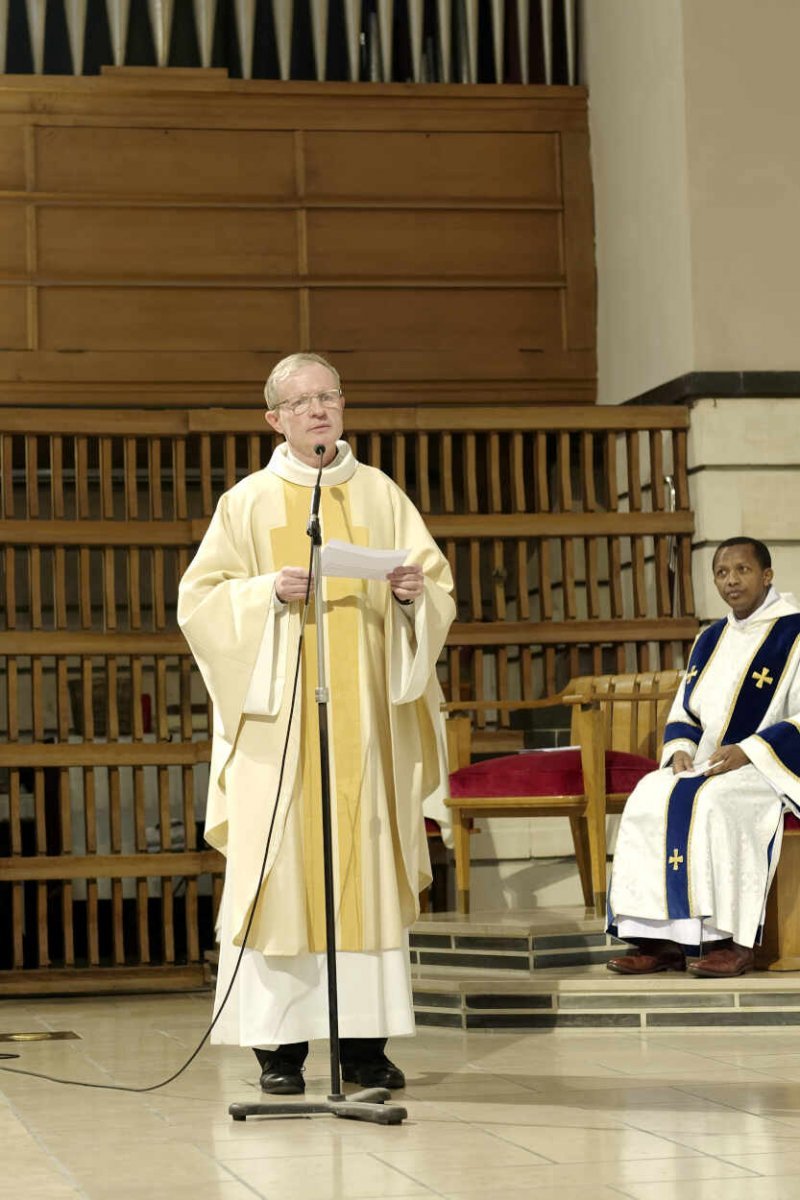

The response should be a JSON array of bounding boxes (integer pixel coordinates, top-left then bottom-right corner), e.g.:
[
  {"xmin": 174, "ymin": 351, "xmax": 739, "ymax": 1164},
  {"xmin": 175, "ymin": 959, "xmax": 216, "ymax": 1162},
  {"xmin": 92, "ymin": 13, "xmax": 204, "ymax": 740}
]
[
  {"xmin": 677, "ymin": 758, "xmax": 719, "ymax": 778},
  {"xmin": 320, "ymin": 538, "xmax": 409, "ymax": 581}
]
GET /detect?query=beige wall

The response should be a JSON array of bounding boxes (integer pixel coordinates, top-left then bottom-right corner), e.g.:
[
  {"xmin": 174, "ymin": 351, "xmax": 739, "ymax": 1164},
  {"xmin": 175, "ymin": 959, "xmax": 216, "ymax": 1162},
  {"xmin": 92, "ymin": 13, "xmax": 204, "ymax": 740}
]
[
  {"xmin": 582, "ymin": 0, "xmax": 800, "ymax": 400},
  {"xmin": 683, "ymin": 1, "xmax": 800, "ymax": 368},
  {"xmin": 580, "ymin": 0, "xmax": 693, "ymax": 404},
  {"xmin": 689, "ymin": 397, "xmax": 800, "ymax": 621}
]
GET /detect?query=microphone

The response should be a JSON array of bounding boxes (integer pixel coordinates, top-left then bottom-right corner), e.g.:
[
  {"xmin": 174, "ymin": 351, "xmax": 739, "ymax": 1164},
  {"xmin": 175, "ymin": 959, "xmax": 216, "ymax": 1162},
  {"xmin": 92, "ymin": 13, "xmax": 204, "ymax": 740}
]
[{"xmin": 307, "ymin": 444, "xmax": 325, "ymax": 541}]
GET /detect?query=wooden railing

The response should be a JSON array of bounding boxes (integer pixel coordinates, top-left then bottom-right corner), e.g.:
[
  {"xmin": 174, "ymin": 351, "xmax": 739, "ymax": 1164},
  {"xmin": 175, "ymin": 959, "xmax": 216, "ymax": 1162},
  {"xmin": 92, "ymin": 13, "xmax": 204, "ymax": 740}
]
[{"xmin": 0, "ymin": 403, "xmax": 696, "ymax": 989}]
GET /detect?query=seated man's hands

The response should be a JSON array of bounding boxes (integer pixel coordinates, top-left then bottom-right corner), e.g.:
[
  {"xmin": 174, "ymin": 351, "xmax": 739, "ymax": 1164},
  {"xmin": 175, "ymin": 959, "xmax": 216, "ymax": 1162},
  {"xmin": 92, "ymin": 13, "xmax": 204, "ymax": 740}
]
[
  {"xmin": 275, "ymin": 566, "xmax": 312, "ymax": 603},
  {"xmin": 387, "ymin": 564, "xmax": 424, "ymax": 603},
  {"xmin": 705, "ymin": 744, "xmax": 750, "ymax": 776},
  {"xmin": 672, "ymin": 751, "xmax": 694, "ymax": 775}
]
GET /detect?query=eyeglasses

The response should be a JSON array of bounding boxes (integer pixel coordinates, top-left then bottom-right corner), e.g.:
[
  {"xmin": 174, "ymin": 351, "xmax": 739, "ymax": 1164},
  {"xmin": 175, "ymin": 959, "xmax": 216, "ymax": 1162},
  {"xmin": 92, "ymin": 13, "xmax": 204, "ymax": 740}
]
[{"xmin": 274, "ymin": 388, "xmax": 342, "ymax": 416}]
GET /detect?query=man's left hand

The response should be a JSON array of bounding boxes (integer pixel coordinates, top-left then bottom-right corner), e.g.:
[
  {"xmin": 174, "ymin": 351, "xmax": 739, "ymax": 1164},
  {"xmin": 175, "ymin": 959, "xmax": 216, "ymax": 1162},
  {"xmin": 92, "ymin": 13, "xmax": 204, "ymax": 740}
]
[
  {"xmin": 705, "ymin": 745, "xmax": 750, "ymax": 776},
  {"xmin": 388, "ymin": 564, "xmax": 424, "ymax": 603}
]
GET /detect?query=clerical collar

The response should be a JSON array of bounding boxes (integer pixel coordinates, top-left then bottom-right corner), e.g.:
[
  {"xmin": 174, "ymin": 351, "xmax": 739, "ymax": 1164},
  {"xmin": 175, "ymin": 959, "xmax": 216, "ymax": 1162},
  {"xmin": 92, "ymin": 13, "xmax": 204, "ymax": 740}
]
[
  {"xmin": 266, "ymin": 440, "xmax": 358, "ymax": 487},
  {"xmin": 730, "ymin": 584, "xmax": 780, "ymax": 629}
]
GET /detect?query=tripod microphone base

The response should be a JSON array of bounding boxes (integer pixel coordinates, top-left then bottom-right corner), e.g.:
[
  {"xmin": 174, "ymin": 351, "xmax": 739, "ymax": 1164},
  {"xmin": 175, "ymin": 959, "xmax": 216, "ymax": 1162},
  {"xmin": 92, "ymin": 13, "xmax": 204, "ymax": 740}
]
[{"xmin": 229, "ymin": 1088, "xmax": 407, "ymax": 1125}]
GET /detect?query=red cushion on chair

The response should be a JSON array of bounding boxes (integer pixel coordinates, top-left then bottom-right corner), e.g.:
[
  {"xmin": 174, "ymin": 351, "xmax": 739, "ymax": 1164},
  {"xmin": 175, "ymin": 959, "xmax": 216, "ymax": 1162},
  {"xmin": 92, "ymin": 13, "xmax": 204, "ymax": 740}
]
[
  {"xmin": 424, "ymin": 817, "xmax": 441, "ymax": 834},
  {"xmin": 448, "ymin": 748, "xmax": 657, "ymax": 799},
  {"xmin": 784, "ymin": 813, "xmax": 800, "ymax": 831}
]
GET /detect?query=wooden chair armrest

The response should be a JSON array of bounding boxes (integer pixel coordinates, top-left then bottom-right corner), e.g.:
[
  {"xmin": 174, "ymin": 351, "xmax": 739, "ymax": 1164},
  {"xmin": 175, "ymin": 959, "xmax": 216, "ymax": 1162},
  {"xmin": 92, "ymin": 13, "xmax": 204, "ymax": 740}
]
[
  {"xmin": 561, "ymin": 690, "xmax": 678, "ymax": 706},
  {"xmin": 441, "ymin": 696, "xmax": 571, "ymax": 713}
]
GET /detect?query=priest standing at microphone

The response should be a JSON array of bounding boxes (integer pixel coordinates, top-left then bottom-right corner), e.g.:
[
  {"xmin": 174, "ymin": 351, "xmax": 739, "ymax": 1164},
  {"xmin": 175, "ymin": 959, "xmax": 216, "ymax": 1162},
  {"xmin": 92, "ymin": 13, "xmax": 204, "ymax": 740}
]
[{"xmin": 178, "ymin": 352, "xmax": 455, "ymax": 1095}]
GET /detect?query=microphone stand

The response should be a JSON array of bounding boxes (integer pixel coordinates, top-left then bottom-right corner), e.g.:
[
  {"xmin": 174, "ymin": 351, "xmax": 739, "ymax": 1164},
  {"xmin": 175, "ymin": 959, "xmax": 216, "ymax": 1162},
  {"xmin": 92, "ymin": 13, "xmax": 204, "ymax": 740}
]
[{"xmin": 229, "ymin": 445, "xmax": 406, "ymax": 1126}]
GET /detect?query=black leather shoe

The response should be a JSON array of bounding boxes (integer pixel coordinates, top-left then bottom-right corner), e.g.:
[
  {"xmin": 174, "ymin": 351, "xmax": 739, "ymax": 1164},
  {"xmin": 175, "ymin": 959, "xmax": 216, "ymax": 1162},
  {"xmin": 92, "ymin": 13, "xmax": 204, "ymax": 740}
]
[
  {"xmin": 341, "ymin": 1054, "xmax": 405, "ymax": 1090},
  {"xmin": 259, "ymin": 1053, "xmax": 305, "ymax": 1095}
]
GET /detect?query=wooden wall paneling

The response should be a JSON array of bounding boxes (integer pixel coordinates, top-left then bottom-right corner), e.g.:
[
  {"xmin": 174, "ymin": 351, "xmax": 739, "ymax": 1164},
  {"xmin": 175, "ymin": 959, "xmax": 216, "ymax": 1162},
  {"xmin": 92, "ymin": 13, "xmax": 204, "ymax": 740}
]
[
  {"xmin": 303, "ymin": 131, "xmax": 561, "ymax": 202},
  {"xmin": 559, "ymin": 130, "xmax": 595, "ymax": 352},
  {"xmin": 310, "ymin": 287, "xmax": 563, "ymax": 353},
  {"xmin": 0, "ymin": 122, "xmax": 26, "ymax": 190},
  {"xmin": 39, "ymin": 287, "xmax": 299, "ymax": 352},
  {"xmin": 37, "ymin": 206, "xmax": 299, "ymax": 280},
  {"xmin": 34, "ymin": 128, "xmax": 298, "ymax": 199},
  {"xmin": 305, "ymin": 209, "xmax": 563, "ymax": 279},
  {"xmin": 0, "ymin": 81, "xmax": 594, "ymax": 403},
  {"xmin": 0, "ymin": 204, "xmax": 28, "ymax": 275}
]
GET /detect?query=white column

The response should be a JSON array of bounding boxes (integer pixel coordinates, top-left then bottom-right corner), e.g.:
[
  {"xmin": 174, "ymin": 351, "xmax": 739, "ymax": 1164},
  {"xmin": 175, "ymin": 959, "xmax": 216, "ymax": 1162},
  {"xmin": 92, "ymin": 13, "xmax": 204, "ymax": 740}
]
[
  {"xmin": 490, "ymin": 0, "xmax": 503, "ymax": 83},
  {"xmin": 105, "ymin": 0, "xmax": 132, "ymax": 66},
  {"xmin": 234, "ymin": 0, "xmax": 256, "ymax": 78},
  {"xmin": 407, "ymin": 0, "xmax": 423, "ymax": 82},
  {"xmin": 563, "ymin": 0, "xmax": 575, "ymax": 83},
  {"xmin": 310, "ymin": 0, "xmax": 329, "ymax": 81},
  {"xmin": 64, "ymin": 0, "xmax": 88, "ymax": 74},
  {"xmin": 515, "ymin": 0, "xmax": 528, "ymax": 83},
  {"xmin": 464, "ymin": 0, "xmax": 478, "ymax": 83},
  {"xmin": 147, "ymin": 0, "xmax": 175, "ymax": 67},
  {"xmin": 541, "ymin": 0, "xmax": 552, "ymax": 84},
  {"xmin": 192, "ymin": 0, "xmax": 217, "ymax": 67},
  {"xmin": 272, "ymin": 0, "xmax": 294, "ymax": 81},
  {"xmin": 25, "ymin": 0, "xmax": 45, "ymax": 73},
  {"xmin": 343, "ymin": 0, "xmax": 362, "ymax": 81},
  {"xmin": 436, "ymin": 0, "xmax": 451, "ymax": 83},
  {"xmin": 377, "ymin": 0, "xmax": 393, "ymax": 82}
]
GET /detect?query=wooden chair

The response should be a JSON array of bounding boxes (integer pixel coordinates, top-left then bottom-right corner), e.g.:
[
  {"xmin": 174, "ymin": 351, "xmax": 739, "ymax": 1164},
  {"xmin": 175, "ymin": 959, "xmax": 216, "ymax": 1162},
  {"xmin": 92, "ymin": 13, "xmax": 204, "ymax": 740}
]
[
  {"xmin": 758, "ymin": 820, "xmax": 800, "ymax": 971},
  {"xmin": 444, "ymin": 671, "xmax": 682, "ymax": 916}
]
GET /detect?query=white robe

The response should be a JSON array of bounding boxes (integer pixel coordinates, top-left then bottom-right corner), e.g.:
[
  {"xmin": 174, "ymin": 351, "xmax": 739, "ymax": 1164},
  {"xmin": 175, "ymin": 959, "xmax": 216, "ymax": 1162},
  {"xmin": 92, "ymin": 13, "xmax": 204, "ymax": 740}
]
[
  {"xmin": 609, "ymin": 590, "xmax": 800, "ymax": 950},
  {"xmin": 178, "ymin": 441, "xmax": 455, "ymax": 1045}
]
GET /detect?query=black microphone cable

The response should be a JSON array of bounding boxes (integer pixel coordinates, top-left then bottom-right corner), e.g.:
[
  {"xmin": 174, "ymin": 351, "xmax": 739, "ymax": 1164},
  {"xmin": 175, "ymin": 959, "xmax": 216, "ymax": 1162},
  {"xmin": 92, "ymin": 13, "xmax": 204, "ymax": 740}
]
[{"xmin": 0, "ymin": 456, "xmax": 327, "ymax": 1093}]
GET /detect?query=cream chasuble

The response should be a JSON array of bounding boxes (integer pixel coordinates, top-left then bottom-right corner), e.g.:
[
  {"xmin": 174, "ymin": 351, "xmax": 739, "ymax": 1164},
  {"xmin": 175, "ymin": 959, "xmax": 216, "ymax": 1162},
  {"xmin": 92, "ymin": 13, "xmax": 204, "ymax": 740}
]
[
  {"xmin": 609, "ymin": 590, "xmax": 800, "ymax": 951},
  {"xmin": 178, "ymin": 442, "xmax": 455, "ymax": 1044}
]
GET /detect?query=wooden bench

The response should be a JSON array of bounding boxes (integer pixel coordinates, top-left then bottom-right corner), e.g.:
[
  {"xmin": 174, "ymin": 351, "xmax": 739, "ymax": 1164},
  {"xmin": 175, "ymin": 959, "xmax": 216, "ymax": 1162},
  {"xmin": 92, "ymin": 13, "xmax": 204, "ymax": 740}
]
[{"xmin": 444, "ymin": 671, "xmax": 682, "ymax": 916}]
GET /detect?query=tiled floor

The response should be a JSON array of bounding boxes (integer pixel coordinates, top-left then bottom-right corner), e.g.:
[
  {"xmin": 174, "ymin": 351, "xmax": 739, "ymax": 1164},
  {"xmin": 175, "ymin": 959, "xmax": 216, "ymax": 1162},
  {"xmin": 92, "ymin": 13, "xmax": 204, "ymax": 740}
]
[{"xmin": 6, "ymin": 993, "xmax": 800, "ymax": 1197}]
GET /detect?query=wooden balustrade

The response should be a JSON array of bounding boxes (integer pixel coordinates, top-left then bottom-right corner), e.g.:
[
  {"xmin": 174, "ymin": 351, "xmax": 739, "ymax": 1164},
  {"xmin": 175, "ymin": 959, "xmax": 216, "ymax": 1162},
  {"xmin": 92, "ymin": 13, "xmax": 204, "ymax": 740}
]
[{"xmin": 0, "ymin": 402, "xmax": 696, "ymax": 990}]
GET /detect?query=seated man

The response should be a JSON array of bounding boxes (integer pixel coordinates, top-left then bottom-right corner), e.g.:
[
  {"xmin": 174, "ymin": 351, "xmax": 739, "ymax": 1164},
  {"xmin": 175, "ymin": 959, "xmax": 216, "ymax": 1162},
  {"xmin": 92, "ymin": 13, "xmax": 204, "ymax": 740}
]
[{"xmin": 608, "ymin": 537, "xmax": 800, "ymax": 978}]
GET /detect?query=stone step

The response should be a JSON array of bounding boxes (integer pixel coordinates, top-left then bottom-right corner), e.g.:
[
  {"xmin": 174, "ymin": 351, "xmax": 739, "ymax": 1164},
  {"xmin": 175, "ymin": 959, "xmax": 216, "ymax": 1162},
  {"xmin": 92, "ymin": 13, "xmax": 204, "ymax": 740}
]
[
  {"xmin": 409, "ymin": 907, "xmax": 800, "ymax": 1029},
  {"xmin": 411, "ymin": 967, "xmax": 800, "ymax": 1030}
]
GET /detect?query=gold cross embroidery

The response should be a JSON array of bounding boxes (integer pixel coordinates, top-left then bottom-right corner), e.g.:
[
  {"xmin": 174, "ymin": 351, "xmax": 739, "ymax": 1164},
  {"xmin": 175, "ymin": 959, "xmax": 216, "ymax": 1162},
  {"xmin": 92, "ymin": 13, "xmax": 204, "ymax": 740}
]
[
  {"xmin": 668, "ymin": 849, "xmax": 684, "ymax": 871},
  {"xmin": 685, "ymin": 666, "xmax": 699, "ymax": 683},
  {"xmin": 752, "ymin": 667, "xmax": 774, "ymax": 690}
]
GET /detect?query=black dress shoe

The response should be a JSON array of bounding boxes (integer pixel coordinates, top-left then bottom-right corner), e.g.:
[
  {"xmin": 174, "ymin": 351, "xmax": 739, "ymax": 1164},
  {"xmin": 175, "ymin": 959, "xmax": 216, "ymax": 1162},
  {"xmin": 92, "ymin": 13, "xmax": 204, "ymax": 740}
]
[
  {"xmin": 341, "ymin": 1054, "xmax": 405, "ymax": 1090},
  {"xmin": 258, "ymin": 1053, "xmax": 305, "ymax": 1095}
]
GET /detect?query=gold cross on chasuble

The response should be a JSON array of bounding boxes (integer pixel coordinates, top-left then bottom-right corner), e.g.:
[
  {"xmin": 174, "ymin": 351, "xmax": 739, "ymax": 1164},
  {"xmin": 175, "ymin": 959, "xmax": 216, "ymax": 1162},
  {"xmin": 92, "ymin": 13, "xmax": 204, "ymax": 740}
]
[
  {"xmin": 270, "ymin": 481, "xmax": 370, "ymax": 952},
  {"xmin": 685, "ymin": 665, "xmax": 699, "ymax": 682},
  {"xmin": 752, "ymin": 667, "xmax": 774, "ymax": 690},
  {"xmin": 668, "ymin": 849, "xmax": 684, "ymax": 871}
]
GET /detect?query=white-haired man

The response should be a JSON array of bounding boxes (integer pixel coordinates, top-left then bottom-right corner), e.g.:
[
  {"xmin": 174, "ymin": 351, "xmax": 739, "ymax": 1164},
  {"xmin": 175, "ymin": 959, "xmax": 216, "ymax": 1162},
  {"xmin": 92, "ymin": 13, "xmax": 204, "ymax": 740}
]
[{"xmin": 178, "ymin": 353, "xmax": 455, "ymax": 1094}]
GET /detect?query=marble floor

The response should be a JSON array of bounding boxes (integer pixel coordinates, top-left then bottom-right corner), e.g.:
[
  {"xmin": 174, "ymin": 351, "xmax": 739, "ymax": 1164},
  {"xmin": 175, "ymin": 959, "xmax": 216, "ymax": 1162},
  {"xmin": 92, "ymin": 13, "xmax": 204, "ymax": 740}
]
[{"xmin": 6, "ymin": 992, "xmax": 800, "ymax": 1199}]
